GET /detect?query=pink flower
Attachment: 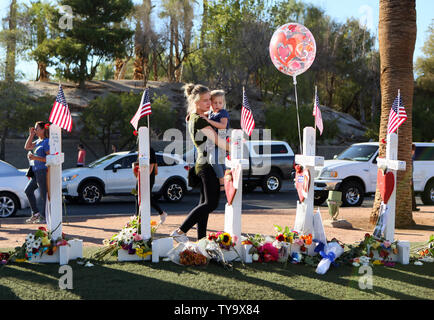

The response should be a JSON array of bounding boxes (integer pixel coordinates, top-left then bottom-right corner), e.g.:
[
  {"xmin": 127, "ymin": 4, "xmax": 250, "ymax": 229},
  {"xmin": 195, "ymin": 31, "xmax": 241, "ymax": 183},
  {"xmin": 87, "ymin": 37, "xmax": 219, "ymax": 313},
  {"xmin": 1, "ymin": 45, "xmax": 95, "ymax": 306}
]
[
  {"xmin": 383, "ymin": 241, "xmax": 391, "ymax": 248},
  {"xmin": 133, "ymin": 234, "xmax": 142, "ymax": 241},
  {"xmin": 295, "ymin": 239, "xmax": 304, "ymax": 246}
]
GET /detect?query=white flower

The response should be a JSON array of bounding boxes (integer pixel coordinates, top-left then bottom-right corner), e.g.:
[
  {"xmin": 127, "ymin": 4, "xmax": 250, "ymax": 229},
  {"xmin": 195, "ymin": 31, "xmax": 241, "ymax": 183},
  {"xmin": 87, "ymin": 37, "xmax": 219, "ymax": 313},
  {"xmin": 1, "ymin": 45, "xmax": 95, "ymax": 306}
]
[
  {"xmin": 272, "ymin": 240, "xmax": 283, "ymax": 249},
  {"xmin": 252, "ymin": 253, "xmax": 259, "ymax": 261},
  {"xmin": 414, "ymin": 261, "xmax": 423, "ymax": 266},
  {"xmin": 33, "ymin": 239, "xmax": 42, "ymax": 248},
  {"xmin": 352, "ymin": 262, "xmax": 361, "ymax": 267},
  {"xmin": 26, "ymin": 234, "xmax": 35, "ymax": 242}
]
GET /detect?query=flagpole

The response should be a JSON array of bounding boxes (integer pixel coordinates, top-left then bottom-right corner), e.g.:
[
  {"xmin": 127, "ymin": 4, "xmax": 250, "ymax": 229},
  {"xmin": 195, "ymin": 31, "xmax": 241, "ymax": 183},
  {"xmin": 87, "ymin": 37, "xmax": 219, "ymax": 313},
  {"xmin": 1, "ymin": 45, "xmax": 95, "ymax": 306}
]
[{"xmin": 397, "ymin": 89, "xmax": 400, "ymax": 139}]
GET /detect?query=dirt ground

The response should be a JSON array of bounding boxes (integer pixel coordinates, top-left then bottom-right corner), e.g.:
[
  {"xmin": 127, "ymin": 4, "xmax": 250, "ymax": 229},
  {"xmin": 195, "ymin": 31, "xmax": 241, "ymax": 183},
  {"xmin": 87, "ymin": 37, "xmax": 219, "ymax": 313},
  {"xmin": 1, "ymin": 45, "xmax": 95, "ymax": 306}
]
[{"xmin": 1, "ymin": 206, "xmax": 433, "ymax": 248}]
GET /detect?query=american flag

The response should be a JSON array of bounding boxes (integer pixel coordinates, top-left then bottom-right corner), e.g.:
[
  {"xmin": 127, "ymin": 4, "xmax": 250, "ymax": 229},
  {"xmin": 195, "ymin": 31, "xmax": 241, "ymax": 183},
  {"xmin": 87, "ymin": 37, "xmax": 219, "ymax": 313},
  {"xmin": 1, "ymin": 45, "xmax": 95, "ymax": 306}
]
[
  {"xmin": 241, "ymin": 88, "xmax": 255, "ymax": 136},
  {"xmin": 313, "ymin": 90, "xmax": 323, "ymax": 135},
  {"xmin": 49, "ymin": 85, "xmax": 72, "ymax": 132},
  {"xmin": 130, "ymin": 88, "xmax": 152, "ymax": 130},
  {"xmin": 387, "ymin": 90, "xmax": 407, "ymax": 135}
]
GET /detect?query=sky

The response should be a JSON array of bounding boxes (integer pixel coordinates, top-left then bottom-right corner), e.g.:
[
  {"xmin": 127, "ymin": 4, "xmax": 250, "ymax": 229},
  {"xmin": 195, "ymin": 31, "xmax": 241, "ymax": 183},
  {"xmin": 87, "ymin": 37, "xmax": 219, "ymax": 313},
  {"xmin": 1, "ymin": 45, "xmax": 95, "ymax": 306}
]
[{"xmin": 1, "ymin": 0, "xmax": 432, "ymax": 81}]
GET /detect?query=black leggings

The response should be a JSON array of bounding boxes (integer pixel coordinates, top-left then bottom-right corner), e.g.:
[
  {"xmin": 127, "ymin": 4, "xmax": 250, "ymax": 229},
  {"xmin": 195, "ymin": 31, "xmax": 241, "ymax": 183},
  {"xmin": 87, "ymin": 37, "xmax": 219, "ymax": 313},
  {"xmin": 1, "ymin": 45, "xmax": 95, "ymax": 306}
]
[
  {"xmin": 180, "ymin": 165, "xmax": 220, "ymax": 239},
  {"xmin": 135, "ymin": 174, "xmax": 164, "ymax": 215}
]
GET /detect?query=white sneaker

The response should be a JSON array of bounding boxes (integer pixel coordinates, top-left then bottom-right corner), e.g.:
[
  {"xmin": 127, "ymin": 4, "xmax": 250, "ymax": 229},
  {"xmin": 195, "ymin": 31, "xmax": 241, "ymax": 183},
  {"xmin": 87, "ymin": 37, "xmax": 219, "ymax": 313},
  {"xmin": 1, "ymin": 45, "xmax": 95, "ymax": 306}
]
[
  {"xmin": 25, "ymin": 213, "xmax": 40, "ymax": 224},
  {"xmin": 159, "ymin": 212, "xmax": 168, "ymax": 224},
  {"xmin": 170, "ymin": 229, "xmax": 188, "ymax": 243}
]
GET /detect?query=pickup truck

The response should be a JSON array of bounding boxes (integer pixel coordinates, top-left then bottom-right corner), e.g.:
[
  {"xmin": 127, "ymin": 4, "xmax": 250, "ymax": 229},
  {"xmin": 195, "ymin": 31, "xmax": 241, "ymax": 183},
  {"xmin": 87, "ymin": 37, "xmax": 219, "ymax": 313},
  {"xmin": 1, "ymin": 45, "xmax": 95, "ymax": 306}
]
[
  {"xmin": 184, "ymin": 140, "xmax": 295, "ymax": 193},
  {"xmin": 314, "ymin": 142, "xmax": 434, "ymax": 207}
]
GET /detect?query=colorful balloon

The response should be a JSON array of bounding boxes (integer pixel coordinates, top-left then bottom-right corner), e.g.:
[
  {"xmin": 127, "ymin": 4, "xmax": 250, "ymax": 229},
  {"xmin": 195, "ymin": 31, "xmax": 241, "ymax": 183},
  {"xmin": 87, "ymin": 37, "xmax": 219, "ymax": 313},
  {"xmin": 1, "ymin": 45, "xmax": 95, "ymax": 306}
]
[{"xmin": 269, "ymin": 23, "xmax": 316, "ymax": 77}]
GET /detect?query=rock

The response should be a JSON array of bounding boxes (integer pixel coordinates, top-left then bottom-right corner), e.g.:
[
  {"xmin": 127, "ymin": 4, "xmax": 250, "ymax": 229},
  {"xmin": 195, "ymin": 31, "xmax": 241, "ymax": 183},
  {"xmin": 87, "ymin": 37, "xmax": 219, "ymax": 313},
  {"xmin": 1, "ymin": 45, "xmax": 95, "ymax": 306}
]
[{"xmin": 323, "ymin": 219, "xmax": 353, "ymax": 229}]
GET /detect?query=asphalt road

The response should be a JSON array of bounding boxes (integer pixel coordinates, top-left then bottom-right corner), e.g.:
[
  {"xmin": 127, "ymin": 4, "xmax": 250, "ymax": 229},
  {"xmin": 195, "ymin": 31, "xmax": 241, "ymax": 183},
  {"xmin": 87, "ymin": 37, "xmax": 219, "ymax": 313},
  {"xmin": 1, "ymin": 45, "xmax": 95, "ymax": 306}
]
[{"xmin": 13, "ymin": 181, "xmax": 378, "ymax": 219}]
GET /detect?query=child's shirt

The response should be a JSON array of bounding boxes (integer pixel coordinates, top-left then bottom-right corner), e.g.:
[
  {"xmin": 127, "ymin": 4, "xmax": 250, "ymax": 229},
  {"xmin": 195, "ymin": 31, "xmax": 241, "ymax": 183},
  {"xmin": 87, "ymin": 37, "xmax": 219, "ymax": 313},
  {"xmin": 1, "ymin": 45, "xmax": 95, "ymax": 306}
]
[{"xmin": 208, "ymin": 109, "xmax": 230, "ymax": 131}]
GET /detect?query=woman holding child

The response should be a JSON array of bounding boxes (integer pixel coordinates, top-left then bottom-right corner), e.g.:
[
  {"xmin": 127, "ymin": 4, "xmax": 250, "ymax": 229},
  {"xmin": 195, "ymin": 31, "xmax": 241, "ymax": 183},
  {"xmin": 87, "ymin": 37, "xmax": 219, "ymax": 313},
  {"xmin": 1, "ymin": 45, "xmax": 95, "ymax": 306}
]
[{"xmin": 170, "ymin": 84, "xmax": 230, "ymax": 242}]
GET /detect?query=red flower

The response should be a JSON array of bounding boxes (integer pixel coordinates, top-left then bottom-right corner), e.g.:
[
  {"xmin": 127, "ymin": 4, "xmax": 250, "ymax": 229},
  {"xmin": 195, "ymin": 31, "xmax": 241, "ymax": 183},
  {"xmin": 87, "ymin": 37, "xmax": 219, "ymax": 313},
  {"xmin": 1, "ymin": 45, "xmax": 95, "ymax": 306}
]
[
  {"xmin": 365, "ymin": 233, "xmax": 370, "ymax": 238},
  {"xmin": 276, "ymin": 234, "xmax": 285, "ymax": 242},
  {"xmin": 38, "ymin": 227, "xmax": 47, "ymax": 231},
  {"xmin": 300, "ymin": 246, "xmax": 306, "ymax": 252}
]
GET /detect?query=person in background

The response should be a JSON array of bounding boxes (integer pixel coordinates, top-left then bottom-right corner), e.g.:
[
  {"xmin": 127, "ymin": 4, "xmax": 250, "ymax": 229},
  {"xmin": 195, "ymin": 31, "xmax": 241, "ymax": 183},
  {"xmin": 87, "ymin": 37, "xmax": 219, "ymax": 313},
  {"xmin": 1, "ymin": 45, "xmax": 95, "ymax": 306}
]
[
  {"xmin": 77, "ymin": 144, "xmax": 86, "ymax": 167},
  {"xmin": 133, "ymin": 147, "xmax": 168, "ymax": 224},
  {"xmin": 112, "ymin": 144, "xmax": 117, "ymax": 153},
  {"xmin": 411, "ymin": 143, "xmax": 420, "ymax": 211},
  {"xmin": 24, "ymin": 121, "xmax": 50, "ymax": 224}
]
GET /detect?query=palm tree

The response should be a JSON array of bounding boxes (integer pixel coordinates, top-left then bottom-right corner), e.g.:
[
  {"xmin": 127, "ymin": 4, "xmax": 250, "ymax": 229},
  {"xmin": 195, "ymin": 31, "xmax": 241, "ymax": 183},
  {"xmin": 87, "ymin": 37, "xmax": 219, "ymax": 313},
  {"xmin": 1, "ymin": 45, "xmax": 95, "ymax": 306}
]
[{"xmin": 370, "ymin": 0, "xmax": 416, "ymax": 227}]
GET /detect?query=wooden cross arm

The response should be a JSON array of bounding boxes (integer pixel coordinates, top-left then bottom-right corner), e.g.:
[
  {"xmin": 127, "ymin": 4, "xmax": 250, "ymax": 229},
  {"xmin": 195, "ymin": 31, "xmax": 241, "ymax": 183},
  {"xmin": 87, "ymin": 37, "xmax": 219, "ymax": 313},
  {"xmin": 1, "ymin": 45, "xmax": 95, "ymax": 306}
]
[
  {"xmin": 377, "ymin": 158, "xmax": 406, "ymax": 171},
  {"xmin": 46, "ymin": 153, "xmax": 65, "ymax": 166},
  {"xmin": 225, "ymin": 158, "xmax": 249, "ymax": 169},
  {"xmin": 295, "ymin": 155, "xmax": 324, "ymax": 167}
]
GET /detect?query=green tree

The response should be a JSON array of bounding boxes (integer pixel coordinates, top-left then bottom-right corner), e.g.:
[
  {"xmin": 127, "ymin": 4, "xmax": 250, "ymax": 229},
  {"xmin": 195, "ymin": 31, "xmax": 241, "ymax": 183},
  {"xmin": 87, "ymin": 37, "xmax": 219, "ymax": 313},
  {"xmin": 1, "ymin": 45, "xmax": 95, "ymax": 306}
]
[
  {"xmin": 415, "ymin": 20, "xmax": 434, "ymax": 91},
  {"xmin": 80, "ymin": 92, "xmax": 176, "ymax": 155},
  {"xmin": 54, "ymin": 0, "xmax": 134, "ymax": 89}
]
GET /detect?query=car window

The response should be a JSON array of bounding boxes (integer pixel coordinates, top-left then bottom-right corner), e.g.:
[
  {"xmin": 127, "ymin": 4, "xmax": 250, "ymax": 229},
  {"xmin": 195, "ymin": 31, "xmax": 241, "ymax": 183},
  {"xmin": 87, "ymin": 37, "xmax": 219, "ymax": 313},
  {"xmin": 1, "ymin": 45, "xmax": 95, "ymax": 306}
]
[
  {"xmin": 88, "ymin": 154, "xmax": 119, "ymax": 168},
  {"xmin": 254, "ymin": 144, "xmax": 288, "ymax": 155},
  {"xmin": 105, "ymin": 155, "xmax": 137, "ymax": 170},
  {"xmin": 414, "ymin": 147, "xmax": 434, "ymax": 161},
  {"xmin": 336, "ymin": 145, "xmax": 378, "ymax": 162},
  {"xmin": 0, "ymin": 160, "xmax": 18, "ymax": 176}
]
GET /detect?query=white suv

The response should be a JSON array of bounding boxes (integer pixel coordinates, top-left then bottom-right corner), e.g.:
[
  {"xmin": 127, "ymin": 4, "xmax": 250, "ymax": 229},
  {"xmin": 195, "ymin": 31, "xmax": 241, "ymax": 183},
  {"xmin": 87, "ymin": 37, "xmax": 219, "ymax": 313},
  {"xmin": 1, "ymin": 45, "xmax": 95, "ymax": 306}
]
[
  {"xmin": 62, "ymin": 151, "xmax": 190, "ymax": 204},
  {"xmin": 314, "ymin": 142, "xmax": 434, "ymax": 207}
]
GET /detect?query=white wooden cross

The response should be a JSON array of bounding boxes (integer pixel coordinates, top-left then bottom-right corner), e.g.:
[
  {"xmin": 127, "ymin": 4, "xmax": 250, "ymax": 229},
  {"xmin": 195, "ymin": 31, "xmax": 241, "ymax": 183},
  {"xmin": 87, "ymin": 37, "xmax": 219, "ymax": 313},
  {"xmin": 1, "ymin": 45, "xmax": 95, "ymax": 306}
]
[
  {"xmin": 118, "ymin": 126, "xmax": 172, "ymax": 262},
  {"xmin": 138, "ymin": 126, "xmax": 151, "ymax": 240},
  {"xmin": 293, "ymin": 127, "xmax": 324, "ymax": 236},
  {"xmin": 224, "ymin": 129, "xmax": 249, "ymax": 261},
  {"xmin": 373, "ymin": 132, "xmax": 410, "ymax": 264},
  {"xmin": 376, "ymin": 132, "xmax": 406, "ymax": 242},
  {"xmin": 38, "ymin": 124, "xmax": 82, "ymax": 265}
]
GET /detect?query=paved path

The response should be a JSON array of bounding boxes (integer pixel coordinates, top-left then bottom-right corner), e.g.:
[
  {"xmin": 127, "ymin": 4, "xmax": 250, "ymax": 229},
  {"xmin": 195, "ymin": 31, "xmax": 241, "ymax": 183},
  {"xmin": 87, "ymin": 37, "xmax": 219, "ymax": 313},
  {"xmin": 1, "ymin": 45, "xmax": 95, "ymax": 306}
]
[{"xmin": 1, "ymin": 206, "xmax": 433, "ymax": 249}]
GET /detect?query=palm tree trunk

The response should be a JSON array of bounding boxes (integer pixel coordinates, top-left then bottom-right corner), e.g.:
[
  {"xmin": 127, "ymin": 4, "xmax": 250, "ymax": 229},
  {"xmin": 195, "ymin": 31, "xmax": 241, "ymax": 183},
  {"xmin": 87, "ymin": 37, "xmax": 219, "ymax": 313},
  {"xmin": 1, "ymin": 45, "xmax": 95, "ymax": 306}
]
[{"xmin": 370, "ymin": 0, "xmax": 416, "ymax": 228}]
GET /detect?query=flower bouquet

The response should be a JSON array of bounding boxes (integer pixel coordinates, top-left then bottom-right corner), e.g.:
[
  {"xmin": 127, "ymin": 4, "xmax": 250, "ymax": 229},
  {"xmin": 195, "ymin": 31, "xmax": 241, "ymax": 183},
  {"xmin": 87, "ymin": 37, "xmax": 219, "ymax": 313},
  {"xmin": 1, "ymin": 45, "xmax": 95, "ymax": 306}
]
[
  {"xmin": 411, "ymin": 235, "xmax": 434, "ymax": 263},
  {"xmin": 11, "ymin": 227, "xmax": 69, "ymax": 262},
  {"xmin": 274, "ymin": 225, "xmax": 315, "ymax": 256},
  {"xmin": 167, "ymin": 241, "xmax": 210, "ymax": 267},
  {"xmin": 207, "ymin": 232, "xmax": 243, "ymax": 264},
  {"xmin": 361, "ymin": 233, "xmax": 399, "ymax": 264},
  {"xmin": 315, "ymin": 240, "xmax": 344, "ymax": 275},
  {"xmin": 93, "ymin": 216, "xmax": 158, "ymax": 261}
]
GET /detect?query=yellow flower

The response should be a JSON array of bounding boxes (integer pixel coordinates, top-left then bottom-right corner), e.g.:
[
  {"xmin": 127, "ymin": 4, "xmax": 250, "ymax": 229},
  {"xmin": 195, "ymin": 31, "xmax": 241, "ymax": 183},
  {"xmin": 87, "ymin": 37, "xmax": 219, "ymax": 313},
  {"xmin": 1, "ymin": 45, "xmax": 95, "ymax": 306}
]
[
  {"xmin": 135, "ymin": 248, "xmax": 143, "ymax": 256},
  {"xmin": 15, "ymin": 259, "xmax": 26, "ymax": 263},
  {"xmin": 220, "ymin": 233, "xmax": 232, "ymax": 246},
  {"xmin": 150, "ymin": 220, "xmax": 157, "ymax": 227},
  {"xmin": 41, "ymin": 237, "xmax": 51, "ymax": 246},
  {"xmin": 371, "ymin": 242, "xmax": 380, "ymax": 249},
  {"xmin": 373, "ymin": 260, "xmax": 383, "ymax": 265}
]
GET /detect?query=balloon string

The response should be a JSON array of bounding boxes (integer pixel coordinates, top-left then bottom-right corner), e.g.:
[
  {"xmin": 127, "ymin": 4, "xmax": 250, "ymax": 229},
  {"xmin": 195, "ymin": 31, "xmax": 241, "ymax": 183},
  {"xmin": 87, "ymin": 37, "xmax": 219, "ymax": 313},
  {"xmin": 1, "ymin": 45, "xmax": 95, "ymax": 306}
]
[{"xmin": 293, "ymin": 75, "xmax": 302, "ymax": 154}]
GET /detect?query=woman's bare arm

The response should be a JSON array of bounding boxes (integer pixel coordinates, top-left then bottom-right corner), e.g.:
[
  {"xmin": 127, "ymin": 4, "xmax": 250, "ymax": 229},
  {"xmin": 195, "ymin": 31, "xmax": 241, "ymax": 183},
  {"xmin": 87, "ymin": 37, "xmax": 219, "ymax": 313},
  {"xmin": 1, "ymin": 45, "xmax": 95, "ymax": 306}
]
[{"xmin": 201, "ymin": 126, "xmax": 230, "ymax": 152}]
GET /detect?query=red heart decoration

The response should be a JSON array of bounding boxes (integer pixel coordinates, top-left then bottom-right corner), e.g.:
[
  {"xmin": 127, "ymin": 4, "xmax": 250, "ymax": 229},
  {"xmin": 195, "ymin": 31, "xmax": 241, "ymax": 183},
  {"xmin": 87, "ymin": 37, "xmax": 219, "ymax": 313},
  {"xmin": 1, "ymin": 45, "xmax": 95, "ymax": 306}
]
[
  {"xmin": 277, "ymin": 44, "xmax": 293, "ymax": 63},
  {"xmin": 224, "ymin": 169, "xmax": 237, "ymax": 205},
  {"xmin": 295, "ymin": 169, "xmax": 310, "ymax": 203},
  {"xmin": 273, "ymin": 31, "xmax": 298, "ymax": 67},
  {"xmin": 377, "ymin": 169, "xmax": 395, "ymax": 204}
]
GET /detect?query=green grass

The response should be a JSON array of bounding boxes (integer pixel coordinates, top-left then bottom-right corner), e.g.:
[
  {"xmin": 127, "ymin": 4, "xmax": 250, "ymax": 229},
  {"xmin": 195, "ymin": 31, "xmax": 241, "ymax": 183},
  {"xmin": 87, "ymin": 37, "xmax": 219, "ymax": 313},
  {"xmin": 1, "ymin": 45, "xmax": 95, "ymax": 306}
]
[{"xmin": 1, "ymin": 247, "xmax": 433, "ymax": 300}]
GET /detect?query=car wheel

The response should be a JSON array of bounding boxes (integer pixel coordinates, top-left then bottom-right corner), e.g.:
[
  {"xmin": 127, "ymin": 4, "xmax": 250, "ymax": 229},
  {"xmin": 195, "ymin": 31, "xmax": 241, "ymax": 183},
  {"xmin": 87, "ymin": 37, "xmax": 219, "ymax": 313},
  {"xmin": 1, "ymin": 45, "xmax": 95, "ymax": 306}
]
[
  {"xmin": 340, "ymin": 180, "xmax": 364, "ymax": 207},
  {"xmin": 0, "ymin": 192, "xmax": 19, "ymax": 218},
  {"xmin": 421, "ymin": 180, "xmax": 434, "ymax": 205},
  {"xmin": 261, "ymin": 171, "xmax": 282, "ymax": 193},
  {"xmin": 79, "ymin": 182, "xmax": 103, "ymax": 204},
  {"xmin": 314, "ymin": 191, "xmax": 328, "ymax": 206},
  {"xmin": 162, "ymin": 179, "xmax": 186, "ymax": 203}
]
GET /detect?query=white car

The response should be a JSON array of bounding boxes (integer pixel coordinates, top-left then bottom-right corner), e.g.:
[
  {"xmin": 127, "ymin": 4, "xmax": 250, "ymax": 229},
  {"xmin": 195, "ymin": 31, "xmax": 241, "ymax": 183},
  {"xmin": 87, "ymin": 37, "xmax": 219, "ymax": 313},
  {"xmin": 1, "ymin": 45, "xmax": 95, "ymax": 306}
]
[
  {"xmin": 62, "ymin": 151, "xmax": 191, "ymax": 204},
  {"xmin": 0, "ymin": 160, "xmax": 35, "ymax": 217},
  {"xmin": 314, "ymin": 142, "xmax": 434, "ymax": 207}
]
